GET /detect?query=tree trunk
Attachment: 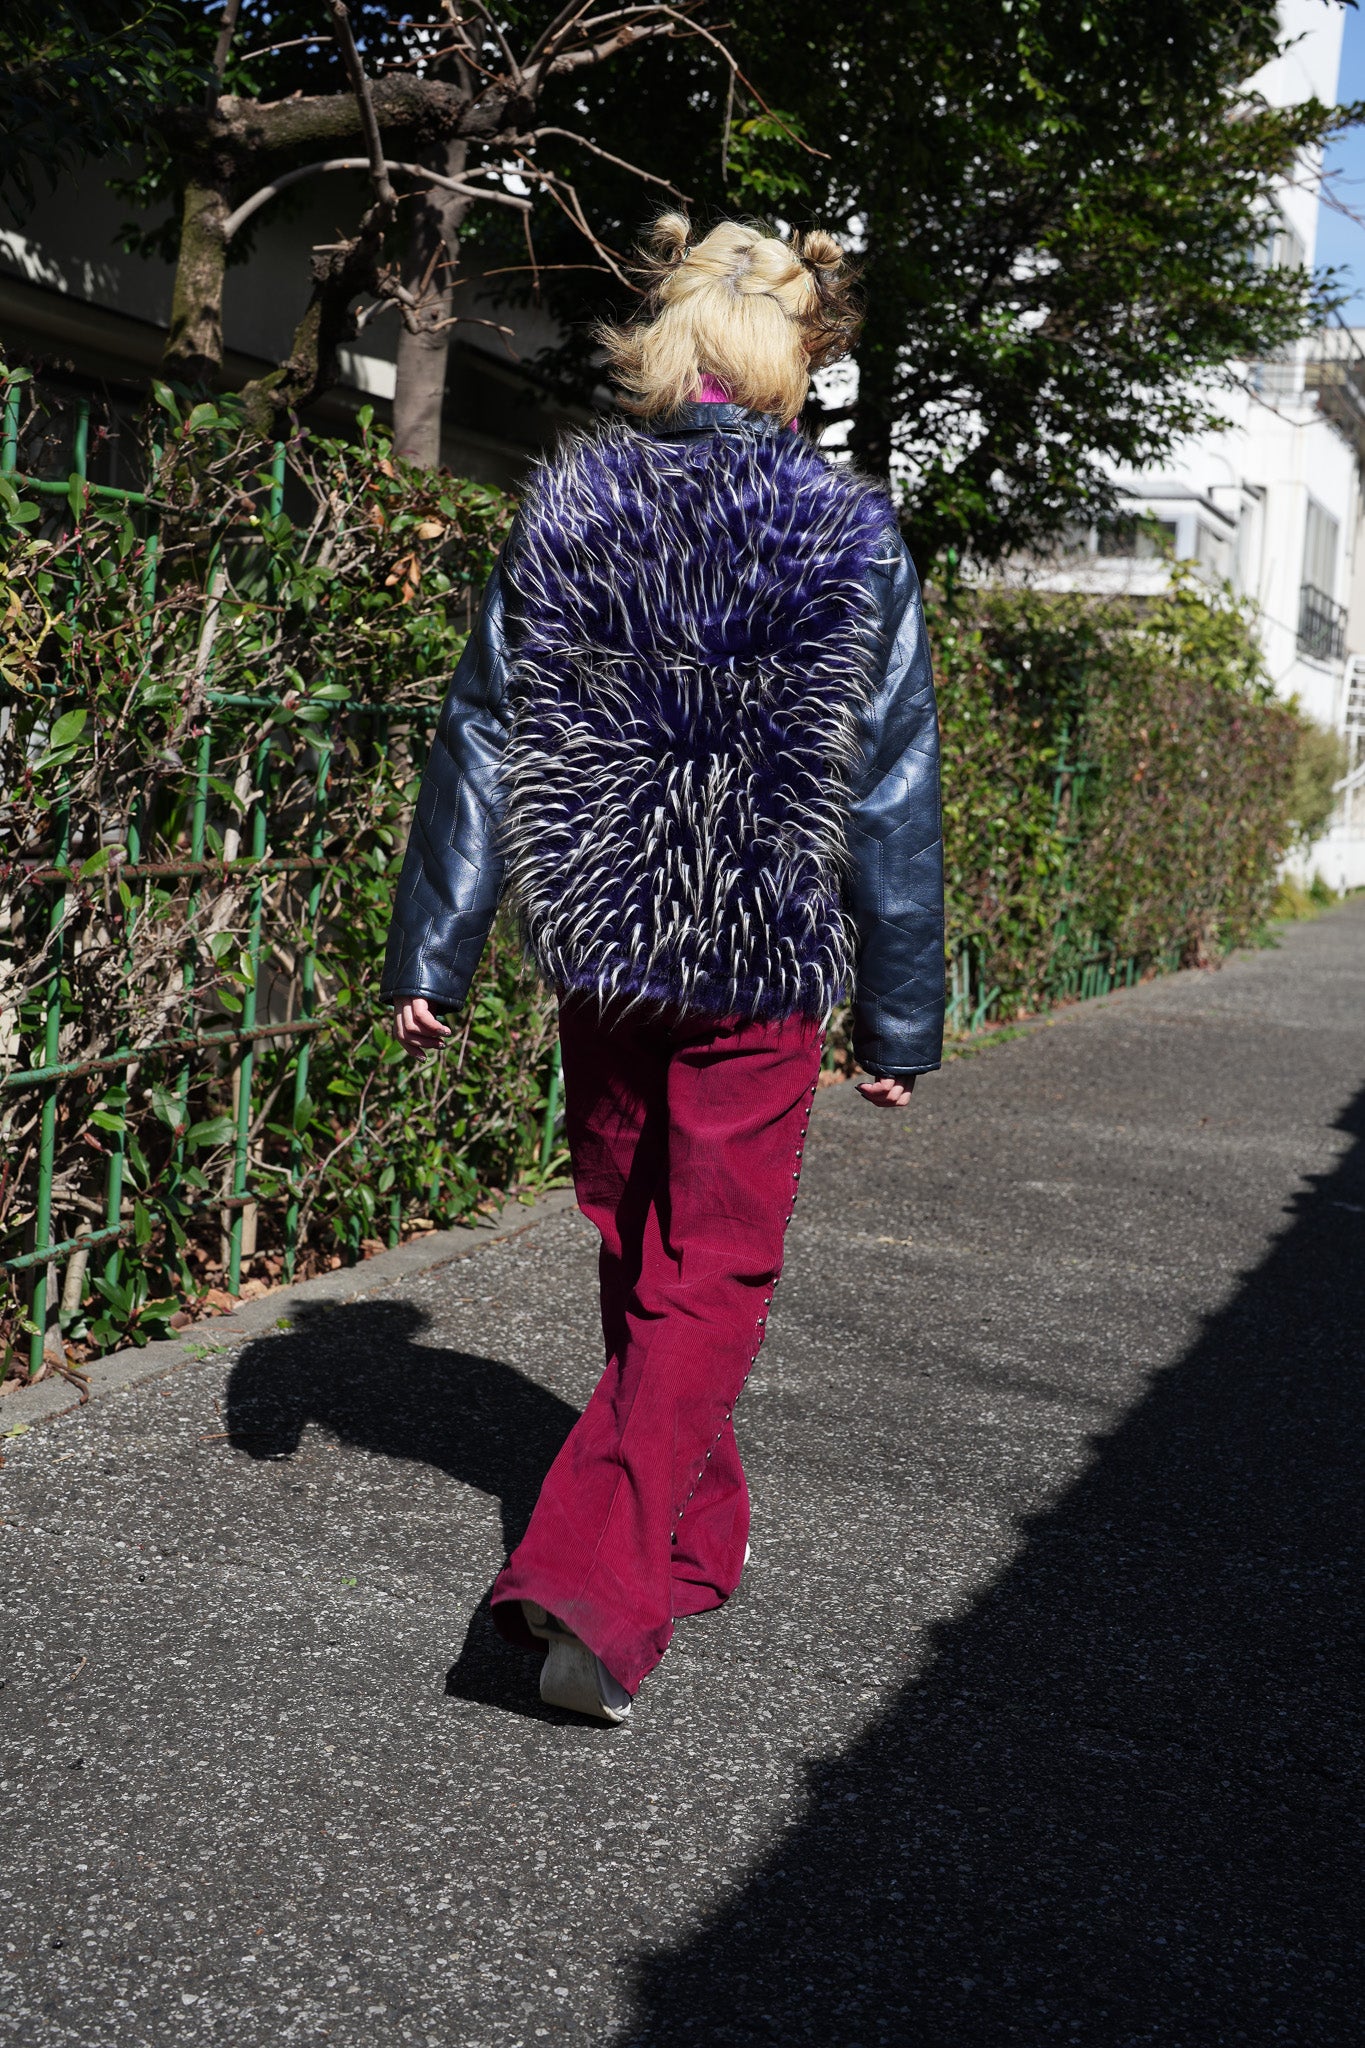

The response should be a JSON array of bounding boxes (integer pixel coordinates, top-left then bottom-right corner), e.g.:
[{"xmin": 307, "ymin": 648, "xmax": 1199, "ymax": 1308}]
[
  {"xmin": 238, "ymin": 202, "xmax": 391, "ymax": 436},
  {"xmin": 391, "ymin": 140, "xmax": 472, "ymax": 467},
  {"xmin": 848, "ymin": 245, "xmax": 898, "ymax": 487},
  {"xmin": 165, "ymin": 177, "xmax": 231, "ymax": 383}
]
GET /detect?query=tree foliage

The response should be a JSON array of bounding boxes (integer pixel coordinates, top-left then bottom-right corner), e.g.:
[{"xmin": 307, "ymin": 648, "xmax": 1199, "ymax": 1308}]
[
  {"xmin": 7, "ymin": 4, "xmax": 1348, "ymax": 561},
  {"xmin": 0, "ymin": 0, "xmax": 201, "ymax": 223},
  {"xmin": 476, "ymin": 0, "xmax": 1357, "ymax": 564}
]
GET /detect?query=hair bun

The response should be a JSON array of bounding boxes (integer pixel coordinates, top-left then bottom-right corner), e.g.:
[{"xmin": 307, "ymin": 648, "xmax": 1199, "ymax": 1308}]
[
  {"xmin": 647, "ymin": 211, "xmax": 692, "ymax": 266},
  {"xmin": 795, "ymin": 229, "xmax": 844, "ymax": 276}
]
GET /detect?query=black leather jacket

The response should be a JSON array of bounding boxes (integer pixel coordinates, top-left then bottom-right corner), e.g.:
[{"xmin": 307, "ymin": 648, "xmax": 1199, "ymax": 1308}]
[{"xmin": 382, "ymin": 405, "xmax": 945, "ymax": 1079}]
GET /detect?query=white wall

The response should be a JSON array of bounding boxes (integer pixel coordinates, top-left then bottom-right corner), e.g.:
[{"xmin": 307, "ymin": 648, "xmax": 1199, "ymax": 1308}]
[
  {"xmin": 1019, "ymin": 2, "xmax": 1365, "ymax": 888},
  {"xmin": 0, "ymin": 159, "xmax": 577, "ymax": 484}
]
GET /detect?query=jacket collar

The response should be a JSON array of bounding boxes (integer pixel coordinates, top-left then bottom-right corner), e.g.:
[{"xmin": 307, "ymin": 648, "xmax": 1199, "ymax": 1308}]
[{"xmin": 645, "ymin": 402, "xmax": 786, "ymax": 441}]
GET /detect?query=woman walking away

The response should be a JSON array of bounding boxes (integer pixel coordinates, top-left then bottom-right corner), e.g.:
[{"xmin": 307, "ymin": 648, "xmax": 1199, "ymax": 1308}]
[{"xmin": 382, "ymin": 214, "xmax": 945, "ymax": 1724}]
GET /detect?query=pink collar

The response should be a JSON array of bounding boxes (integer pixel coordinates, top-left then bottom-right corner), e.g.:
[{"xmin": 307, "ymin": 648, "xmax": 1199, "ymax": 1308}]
[{"xmin": 695, "ymin": 375, "xmax": 798, "ymax": 431}]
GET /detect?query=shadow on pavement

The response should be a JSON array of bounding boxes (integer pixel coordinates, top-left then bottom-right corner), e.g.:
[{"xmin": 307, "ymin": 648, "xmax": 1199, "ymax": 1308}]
[
  {"xmin": 224, "ymin": 1299, "xmax": 577, "ymax": 1712},
  {"xmin": 618, "ymin": 1086, "xmax": 1365, "ymax": 2046}
]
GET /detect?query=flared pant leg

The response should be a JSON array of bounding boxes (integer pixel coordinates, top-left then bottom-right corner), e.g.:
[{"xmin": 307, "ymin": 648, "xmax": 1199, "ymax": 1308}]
[{"xmin": 491, "ymin": 998, "xmax": 823, "ymax": 1695}]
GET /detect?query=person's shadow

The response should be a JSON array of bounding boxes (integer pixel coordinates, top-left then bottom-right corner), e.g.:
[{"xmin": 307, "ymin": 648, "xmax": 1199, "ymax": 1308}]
[{"xmin": 224, "ymin": 1299, "xmax": 579, "ymax": 1713}]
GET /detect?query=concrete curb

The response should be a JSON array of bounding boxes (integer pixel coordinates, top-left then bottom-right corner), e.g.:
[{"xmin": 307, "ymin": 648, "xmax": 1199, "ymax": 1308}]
[{"xmin": 0, "ymin": 1186, "xmax": 580, "ymax": 1437}]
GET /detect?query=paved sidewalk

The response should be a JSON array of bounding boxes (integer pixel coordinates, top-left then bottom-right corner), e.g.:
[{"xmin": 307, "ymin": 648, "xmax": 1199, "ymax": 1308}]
[{"xmin": 3, "ymin": 905, "xmax": 1363, "ymax": 2047}]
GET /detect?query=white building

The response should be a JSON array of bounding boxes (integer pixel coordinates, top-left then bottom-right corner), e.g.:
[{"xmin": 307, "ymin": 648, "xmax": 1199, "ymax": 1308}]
[{"xmin": 1017, "ymin": 0, "xmax": 1365, "ymax": 890}]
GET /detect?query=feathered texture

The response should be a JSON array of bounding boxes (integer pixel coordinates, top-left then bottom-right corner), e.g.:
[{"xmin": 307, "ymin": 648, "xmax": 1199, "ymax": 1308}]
[{"xmin": 501, "ymin": 422, "xmax": 896, "ymax": 1022}]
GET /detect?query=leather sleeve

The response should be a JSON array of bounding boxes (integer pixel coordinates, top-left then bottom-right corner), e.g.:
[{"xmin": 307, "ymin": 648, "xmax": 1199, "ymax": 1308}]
[
  {"xmin": 380, "ymin": 561, "xmax": 512, "ymax": 1012},
  {"xmin": 845, "ymin": 537, "xmax": 946, "ymax": 1079}
]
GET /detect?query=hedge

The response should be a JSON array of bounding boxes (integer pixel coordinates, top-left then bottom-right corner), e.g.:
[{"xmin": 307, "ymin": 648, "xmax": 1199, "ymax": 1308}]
[
  {"xmin": 928, "ymin": 581, "xmax": 1300, "ymax": 1023},
  {"xmin": 1, "ymin": 378, "xmax": 551, "ymax": 1371}
]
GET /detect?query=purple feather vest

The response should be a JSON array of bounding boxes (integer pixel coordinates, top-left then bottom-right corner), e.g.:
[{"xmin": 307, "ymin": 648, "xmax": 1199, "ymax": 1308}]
[{"xmin": 500, "ymin": 422, "xmax": 895, "ymax": 1021}]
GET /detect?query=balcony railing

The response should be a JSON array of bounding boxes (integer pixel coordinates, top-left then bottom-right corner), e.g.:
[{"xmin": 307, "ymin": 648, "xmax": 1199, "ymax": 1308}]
[
  {"xmin": 1297, "ymin": 582, "xmax": 1347, "ymax": 662},
  {"xmin": 1304, "ymin": 314, "xmax": 1365, "ymax": 466}
]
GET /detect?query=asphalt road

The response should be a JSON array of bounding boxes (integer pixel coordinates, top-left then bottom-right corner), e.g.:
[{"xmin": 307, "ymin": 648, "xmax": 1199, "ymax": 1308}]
[{"xmin": 3, "ymin": 903, "xmax": 1364, "ymax": 2047}]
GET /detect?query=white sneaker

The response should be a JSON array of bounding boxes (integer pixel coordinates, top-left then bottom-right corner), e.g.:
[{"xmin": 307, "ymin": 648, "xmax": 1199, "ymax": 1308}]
[{"xmin": 522, "ymin": 1602, "xmax": 632, "ymax": 1725}]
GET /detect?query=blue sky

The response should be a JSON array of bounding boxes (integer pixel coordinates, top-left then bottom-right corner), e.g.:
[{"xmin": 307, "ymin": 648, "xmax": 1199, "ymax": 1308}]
[{"xmin": 1314, "ymin": 2, "xmax": 1365, "ymax": 311}]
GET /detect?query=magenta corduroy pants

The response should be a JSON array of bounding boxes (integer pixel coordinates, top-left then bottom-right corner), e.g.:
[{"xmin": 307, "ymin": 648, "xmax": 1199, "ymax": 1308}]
[{"xmin": 490, "ymin": 995, "xmax": 824, "ymax": 1695}]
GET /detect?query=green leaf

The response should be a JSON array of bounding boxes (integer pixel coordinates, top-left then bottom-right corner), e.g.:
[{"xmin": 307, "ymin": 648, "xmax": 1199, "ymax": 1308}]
[
  {"xmin": 89, "ymin": 1108, "xmax": 126, "ymax": 1134},
  {"xmin": 292, "ymin": 1093, "xmax": 315, "ymax": 1135},
  {"xmin": 149, "ymin": 1084, "xmax": 182, "ymax": 1130},
  {"xmin": 185, "ymin": 1115, "xmax": 236, "ymax": 1150},
  {"xmin": 133, "ymin": 1199, "xmax": 152, "ymax": 1248},
  {"xmin": 49, "ymin": 707, "xmax": 88, "ymax": 750},
  {"xmin": 79, "ymin": 845, "xmax": 113, "ymax": 879}
]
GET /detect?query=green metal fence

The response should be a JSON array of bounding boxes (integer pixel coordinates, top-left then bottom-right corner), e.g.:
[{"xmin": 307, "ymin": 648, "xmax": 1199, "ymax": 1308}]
[
  {"xmin": 941, "ymin": 718, "xmax": 1164, "ymax": 1037},
  {"xmin": 1, "ymin": 390, "xmax": 560, "ymax": 1378}
]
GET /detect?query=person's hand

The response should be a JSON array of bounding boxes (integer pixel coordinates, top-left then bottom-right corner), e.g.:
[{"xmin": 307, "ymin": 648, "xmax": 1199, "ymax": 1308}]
[
  {"xmin": 394, "ymin": 997, "xmax": 451, "ymax": 1054},
  {"xmin": 856, "ymin": 1074, "xmax": 914, "ymax": 1109}
]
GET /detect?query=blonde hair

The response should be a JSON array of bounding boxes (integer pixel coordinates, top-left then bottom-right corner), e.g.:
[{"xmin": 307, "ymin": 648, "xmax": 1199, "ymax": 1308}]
[{"xmin": 597, "ymin": 213, "xmax": 859, "ymax": 423}]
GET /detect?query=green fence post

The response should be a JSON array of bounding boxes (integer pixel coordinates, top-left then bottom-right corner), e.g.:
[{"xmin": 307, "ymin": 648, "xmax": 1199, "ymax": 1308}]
[
  {"xmin": 72, "ymin": 397, "xmax": 89, "ymax": 487},
  {"xmin": 228, "ymin": 735, "xmax": 271, "ymax": 1295},
  {"xmin": 539, "ymin": 1039, "xmax": 563, "ymax": 1169},
  {"xmin": 28, "ymin": 408, "xmax": 89, "ymax": 1375},
  {"xmin": 102, "ymin": 507, "xmax": 160, "ymax": 1295},
  {"xmin": 284, "ymin": 735, "xmax": 331, "ymax": 1280},
  {"xmin": 2, "ymin": 380, "xmax": 19, "ymax": 474},
  {"xmin": 173, "ymin": 718, "xmax": 213, "ymax": 1235},
  {"xmin": 29, "ymin": 788, "xmax": 70, "ymax": 1378}
]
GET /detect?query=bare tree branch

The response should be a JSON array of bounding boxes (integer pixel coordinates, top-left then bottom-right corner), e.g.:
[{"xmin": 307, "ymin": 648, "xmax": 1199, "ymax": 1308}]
[
  {"xmin": 523, "ymin": 0, "xmax": 599, "ymax": 71},
  {"xmin": 540, "ymin": 18, "xmax": 687, "ymax": 83},
  {"xmin": 720, "ymin": 64, "xmax": 735, "ymax": 178},
  {"xmin": 538, "ymin": 3, "xmax": 826, "ymax": 157},
  {"xmin": 426, "ymin": 313, "xmax": 520, "ymax": 353},
  {"xmin": 209, "ymin": 0, "xmax": 245, "ymax": 101},
  {"xmin": 478, "ymin": 261, "xmax": 614, "ymax": 277},
  {"xmin": 514, "ymin": 158, "xmax": 633, "ymax": 286},
  {"xmin": 328, "ymin": 0, "xmax": 397, "ymax": 208},
  {"xmin": 477, "ymin": 3, "xmax": 525, "ymax": 86},
  {"xmin": 522, "ymin": 203, "xmax": 541, "ymax": 297},
  {"xmin": 237, "ymin": 33, "xmax": 333, "ymax": 65},
  {"xmin": 525, "ymin": 125, "xmax": 691, "ymax": 197},
  {"xmin": 221, "ymin": 157, "xmax": 532, "ymax": 242}
]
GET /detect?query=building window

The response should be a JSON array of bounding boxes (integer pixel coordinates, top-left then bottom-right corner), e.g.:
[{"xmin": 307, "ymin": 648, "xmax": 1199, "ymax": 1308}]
[
  {"xmin": 1303, "ymin": 498, "xmax": 1339, "ymax": 599},
  {"xmin": 1258, "ymin": 216, "xmax": 1306, "ymax": 272},
  {"xmin": 1093, "ymin": 514, "xmax": 1177, "ymax": 559},
  {"xmin": 1297, "ymin": 497, "xmax": 1346, "ymax": 661}
]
